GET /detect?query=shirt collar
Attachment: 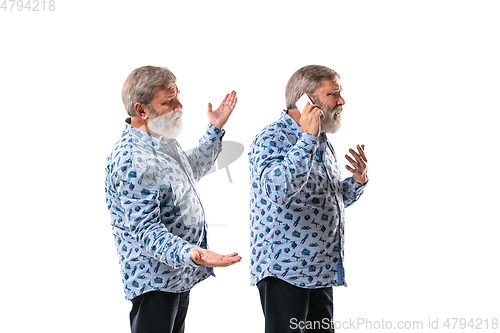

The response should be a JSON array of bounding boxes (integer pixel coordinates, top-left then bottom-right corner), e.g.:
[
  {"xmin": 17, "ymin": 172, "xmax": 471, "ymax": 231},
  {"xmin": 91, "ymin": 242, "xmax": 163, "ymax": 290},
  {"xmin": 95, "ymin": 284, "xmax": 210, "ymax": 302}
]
[
  {"xmin": 123, "ymin": 119, "xmax": 177, "ymax": 157},
  {"xmin": 280, "ymin": 110, "xmax": 300, "ymax": 131}
]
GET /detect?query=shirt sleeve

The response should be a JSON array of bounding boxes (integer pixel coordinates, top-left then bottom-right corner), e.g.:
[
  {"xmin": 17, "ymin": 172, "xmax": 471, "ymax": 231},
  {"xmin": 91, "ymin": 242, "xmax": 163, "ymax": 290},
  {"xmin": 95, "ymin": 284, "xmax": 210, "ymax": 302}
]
[
  {"xmin": 185, "ymin": 124, "xmax": 225, "ymax": 182},
  {"xmin": 115, "ymin": 163, "xmax": 199, "ymax": 269},
  {"xmin": 252, "ymin": 130, "xmax": 319, "ymax": 206},
  {"xmin": 341, "ymin": 176, "xmax": 367, "ymax": 208}
]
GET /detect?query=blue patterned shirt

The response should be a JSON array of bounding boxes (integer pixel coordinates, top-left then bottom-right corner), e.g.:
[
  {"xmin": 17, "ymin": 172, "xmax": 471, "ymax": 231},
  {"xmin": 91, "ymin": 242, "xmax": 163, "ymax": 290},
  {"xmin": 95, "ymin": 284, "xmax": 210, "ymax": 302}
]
[
  {"xmin": 249, "ymin": 111, "xmax": 366, "ymax": 288},
  {"xmin": 105, "ymin": 120, "xmax": 224, "ymax": 300}
]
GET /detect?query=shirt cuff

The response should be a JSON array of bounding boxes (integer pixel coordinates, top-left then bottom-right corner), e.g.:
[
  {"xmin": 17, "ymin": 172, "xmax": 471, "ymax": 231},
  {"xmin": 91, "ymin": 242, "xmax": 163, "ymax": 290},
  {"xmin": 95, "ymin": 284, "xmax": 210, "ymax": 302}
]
[
  {"xmin": 353, "ymin": 177, "xmax": 368, "ymax": 188},
  {"xmin": 206, "ymin": 123, "xmax": 225, "ymax": 141},
  {"xmin": 297, "ymin": 132, "xmax": 319, "ymax": 155},
  {"xmin": 350, "ymin": 177, "xmax": 367, "ymax": 200},
  {"xmin": 181, "ymin": 244, "xmax": 200, "ymax": 268}
]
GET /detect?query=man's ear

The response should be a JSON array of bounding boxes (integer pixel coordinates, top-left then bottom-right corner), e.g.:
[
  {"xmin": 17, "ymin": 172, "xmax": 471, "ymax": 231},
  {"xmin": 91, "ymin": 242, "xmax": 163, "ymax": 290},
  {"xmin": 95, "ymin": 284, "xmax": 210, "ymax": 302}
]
[{"xmin": 134, "ymin": 103, "xmax": 149, "ymax": 120}]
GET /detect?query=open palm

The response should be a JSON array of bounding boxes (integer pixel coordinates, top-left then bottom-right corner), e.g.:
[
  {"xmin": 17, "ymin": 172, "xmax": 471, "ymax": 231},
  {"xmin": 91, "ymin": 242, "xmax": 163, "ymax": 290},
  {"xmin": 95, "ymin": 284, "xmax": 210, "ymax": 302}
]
[{"xmin": 207, "ymin": 90, "xmax": 238, "ymax": 130}]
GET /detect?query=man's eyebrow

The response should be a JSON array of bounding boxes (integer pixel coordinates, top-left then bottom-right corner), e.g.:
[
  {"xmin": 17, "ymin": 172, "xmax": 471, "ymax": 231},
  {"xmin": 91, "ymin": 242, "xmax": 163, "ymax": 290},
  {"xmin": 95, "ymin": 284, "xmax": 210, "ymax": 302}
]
[
  {"xmin": 161, "ymin": 95, "xmax": 176, "ymax": 102},
  {"xmin": 328, "ymin": 88, "xmax": 341, "ymax": 94},
  {"xmin": 169, "ymin": 89, "xmax": 181, "ymax": 98},
  {"xmin": 165, "ymin": 91, "xmax": 179, "ymax": 100}
]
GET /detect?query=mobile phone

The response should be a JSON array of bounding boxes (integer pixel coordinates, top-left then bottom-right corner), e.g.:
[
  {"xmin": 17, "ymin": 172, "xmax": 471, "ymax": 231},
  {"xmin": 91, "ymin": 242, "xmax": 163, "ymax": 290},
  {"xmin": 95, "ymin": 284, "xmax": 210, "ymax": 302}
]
[{"xmin": 295, "ymin": 93, "xmax": 313, "ymax": 113}]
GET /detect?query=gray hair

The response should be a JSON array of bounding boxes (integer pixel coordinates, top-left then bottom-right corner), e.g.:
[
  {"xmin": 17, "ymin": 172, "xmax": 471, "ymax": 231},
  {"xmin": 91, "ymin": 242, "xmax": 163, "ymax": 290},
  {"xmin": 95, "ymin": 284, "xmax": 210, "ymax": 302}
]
[
  {"xmin": 285, "ymin": 65, "xmax": 341, "ymax": 110},
  {"xmin": 122, "ymin": 66, "xmax": 177, "ymax": 117}
]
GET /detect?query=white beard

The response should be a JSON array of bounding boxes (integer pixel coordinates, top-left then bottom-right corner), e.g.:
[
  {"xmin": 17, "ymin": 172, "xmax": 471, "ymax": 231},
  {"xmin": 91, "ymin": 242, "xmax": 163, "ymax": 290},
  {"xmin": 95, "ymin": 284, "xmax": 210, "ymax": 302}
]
[
  {"xmin": 321, "ymin": 104, "xmax": 343, "ymax": 134},
  {"xmin": 147, "ymin": 109, "xmax": 183, "ymax": 139}
]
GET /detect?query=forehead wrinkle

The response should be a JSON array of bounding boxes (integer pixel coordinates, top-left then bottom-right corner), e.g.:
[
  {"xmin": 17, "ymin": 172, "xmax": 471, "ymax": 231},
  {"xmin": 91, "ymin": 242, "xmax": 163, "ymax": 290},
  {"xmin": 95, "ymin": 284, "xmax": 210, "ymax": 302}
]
[
  {"xmin": 317, "ymin": 78, "xmax": 341, "ymax": 93},
  {"xmin": 154, "ymin": 87, "xmax": 178, "ymax": 102}
]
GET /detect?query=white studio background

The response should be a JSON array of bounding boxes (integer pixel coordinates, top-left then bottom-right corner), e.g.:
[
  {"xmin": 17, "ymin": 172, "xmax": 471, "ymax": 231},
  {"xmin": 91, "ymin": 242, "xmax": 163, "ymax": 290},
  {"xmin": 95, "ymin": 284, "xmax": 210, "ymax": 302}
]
[{"xmin": 1, "ymin": 0, "xmax": 499, "ymax": 332}]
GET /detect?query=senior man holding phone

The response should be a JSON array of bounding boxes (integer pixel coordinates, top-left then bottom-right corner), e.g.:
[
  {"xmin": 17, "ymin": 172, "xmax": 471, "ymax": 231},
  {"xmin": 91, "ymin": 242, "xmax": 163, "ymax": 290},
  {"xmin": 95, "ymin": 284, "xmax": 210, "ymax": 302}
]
[{"xmin": 248, "ymin": 65, "xmax": 369, "ymax": 333}]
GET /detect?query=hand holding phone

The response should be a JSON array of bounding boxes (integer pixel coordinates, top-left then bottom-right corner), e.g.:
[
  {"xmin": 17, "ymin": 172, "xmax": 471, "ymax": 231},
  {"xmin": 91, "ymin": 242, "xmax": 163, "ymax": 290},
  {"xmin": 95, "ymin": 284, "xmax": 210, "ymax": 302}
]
[
  {"xmin": 296, "ymin": 93, "xmax": 323, "ymax": 137},
  {"xmin": 295, "ymin": 93, "xmax": 313, "ymax": 113}
]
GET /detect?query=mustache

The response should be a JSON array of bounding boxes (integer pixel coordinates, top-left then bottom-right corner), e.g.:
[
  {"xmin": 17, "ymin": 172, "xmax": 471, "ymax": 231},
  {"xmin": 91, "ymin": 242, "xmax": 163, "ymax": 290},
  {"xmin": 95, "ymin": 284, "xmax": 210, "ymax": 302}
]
[
  {"xmin": 323, "ymin": 104, "xmax": 342, "ymax": 117},
  {"xmin": 150, "ymin": 108, "xmax": 183, "ymax": 120},
  {"xmin": 172, "ymin": 109, "xmax": 183, "ymax": 118}
]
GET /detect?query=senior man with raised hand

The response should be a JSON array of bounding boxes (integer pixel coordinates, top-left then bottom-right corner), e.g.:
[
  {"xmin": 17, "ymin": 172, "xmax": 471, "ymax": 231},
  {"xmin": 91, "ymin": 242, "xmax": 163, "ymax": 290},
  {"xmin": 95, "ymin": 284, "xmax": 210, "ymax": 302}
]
[
  {"xmin": 105, "ymin": 65, "xmax": 241, "ymax": 333},
  {"xmin": 249, "ymin": 65, "xmax": 369, "ymax": 333}
]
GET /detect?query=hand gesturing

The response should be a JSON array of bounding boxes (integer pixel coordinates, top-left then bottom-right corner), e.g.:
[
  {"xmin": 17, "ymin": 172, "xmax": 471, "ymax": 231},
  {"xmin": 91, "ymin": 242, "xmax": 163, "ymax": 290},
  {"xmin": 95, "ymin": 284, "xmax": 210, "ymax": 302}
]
[
  {"xmin": 345, "ymin": 144, "xmax": 368, "ymax": 185},
  {"xmin": 207, "ymin": 90, "xmax": 238, "ymax": 130},
  {"xmin": 190, "ymin": 248, "xmax": 241, "ymax": 267}
]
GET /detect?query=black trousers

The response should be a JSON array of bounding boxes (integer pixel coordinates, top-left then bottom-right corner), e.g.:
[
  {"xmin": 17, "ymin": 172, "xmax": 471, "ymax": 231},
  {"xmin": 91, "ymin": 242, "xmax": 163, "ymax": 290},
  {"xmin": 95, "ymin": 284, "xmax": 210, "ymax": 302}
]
[
  {"xmin": 130, "ymin": 290, "xmax": 190, "ymax": 333},
  {"xmin": 257, "ymin": 277, "xmax": 334, "ymax": 333}
]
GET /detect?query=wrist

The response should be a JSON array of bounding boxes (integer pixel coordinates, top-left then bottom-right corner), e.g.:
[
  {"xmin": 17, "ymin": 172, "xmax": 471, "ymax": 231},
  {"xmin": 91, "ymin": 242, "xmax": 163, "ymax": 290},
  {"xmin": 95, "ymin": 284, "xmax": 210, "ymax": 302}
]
[
  {"xmin": 301, "ymin": 127, "xmax": 319, "ymax": 137},
  {"xmin": 354, "ymin": 175, "xmax": 368, "ymax": 185},
  {"xmin": 210, "ymin": 121, "xmax": 224, "ymax": 130},
  {"xmin": 190, "ymin": 248, "xmax": 201, "ymax": 265}
]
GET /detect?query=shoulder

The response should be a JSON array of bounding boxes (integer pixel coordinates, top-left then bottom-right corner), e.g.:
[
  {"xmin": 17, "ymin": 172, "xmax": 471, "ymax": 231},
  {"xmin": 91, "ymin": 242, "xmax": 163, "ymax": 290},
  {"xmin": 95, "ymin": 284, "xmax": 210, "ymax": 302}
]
[
  {"xmin": 106, "ymin": 130, "xmax": 136, "ymax": 176},
  {"xmin": 251, "ymin": 115, "xmax": 300, "ymax": 150},
  {"xmin": 106, "ymin": 127, "xmax": 160, "ymax": 184}
]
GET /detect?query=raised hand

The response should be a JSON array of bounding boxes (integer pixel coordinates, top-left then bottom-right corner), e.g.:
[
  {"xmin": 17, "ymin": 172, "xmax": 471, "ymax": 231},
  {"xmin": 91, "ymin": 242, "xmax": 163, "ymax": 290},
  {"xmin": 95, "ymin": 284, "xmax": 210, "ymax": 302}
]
[
  {"xmin": 300, "ymin": 102, "xmax": 324, "ymax": 137},
  {"xmin": 345, "ymin": 144, "xmax": 368, "ymax": 185},
  {"xmin": 207, "ymin": 90, "xmax": 238, "ymax": 130},
  {"xmin": 190, "ymin": 248, "xmax": 242, "ymax": 267}
]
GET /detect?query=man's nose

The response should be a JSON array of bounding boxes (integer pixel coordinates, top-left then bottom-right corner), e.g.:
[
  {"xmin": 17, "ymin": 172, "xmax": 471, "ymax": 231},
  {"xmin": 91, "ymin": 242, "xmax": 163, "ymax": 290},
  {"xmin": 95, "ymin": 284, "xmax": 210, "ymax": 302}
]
[
  {"xmin": 175, "ymin": 98, "xmax": 183, "ymax": 111},
  {"xmin": 337, "ymin": 94, "xmax": 345, "ymax": 106}
]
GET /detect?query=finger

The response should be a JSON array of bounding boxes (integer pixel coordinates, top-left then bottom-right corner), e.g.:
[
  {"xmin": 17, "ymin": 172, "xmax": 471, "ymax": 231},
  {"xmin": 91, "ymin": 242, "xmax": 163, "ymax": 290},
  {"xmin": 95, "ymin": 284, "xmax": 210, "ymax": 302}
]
[
  {"xmin": 218, "ymin": 256, "xmax": 241, "ymax": 267},
  {"xmin": 227, "ymin": 90, "xmax": 236, "ymax": 101},
  {"xmin": 207, "ymin": 102, "xmax": 213, "ymax": 113},
  {"xmin": 229, "ymin": 90, "xmax": 237, "ymax": 101},
  {"xmin": 225, "ymin": 92, "xmax": 234, "ymax": 105},
  {"xmin": 227, "ymin": 94, "xmax": 237, "ymax": 110},
  {"xmin": 311, "ymin": 105, "xmax": 322, "ymax": 113},
  {"xmin": 302, "ymin": 102, "xmax": 312, "ymax": 113},
  {"xmin": 225, "ymin": 255, "xmax": 242, "ymax": 264},
  {"xmin": 345, "ymin": 164, "xmax": 356, "ymax": 174},
  {"xmin": 347, "ymin": 149, "xmax": 361, "ymax": 164},
  {"xmin": 222, "ymin": 252, "xmax": 241, "ymax": 260},
  {"xmin": 306, "ymin": 105, "xmax": 323, "ymax": 117},
  {"xmin": 345, "ymin": 154, "xmax": 358, "ymax": 169},
  {"xmin": 349, "ymin": 148, "xmax": 366, "ymax": 168},
  {"xmin": 357, "ymin": 144, "xmax": 368, "ymax": 162},
  {"xmin": 223, "ymin": 92, "xmax": 238, "ymax": 111},
  {"xmin": 319, "ymin": 109, "xmax": 325, "ymax": 120},
  {"xmin": 219, "ymin": 93, "xmax": 230, "ymax": 108},
  {"xmin": 303, "ymin": 103, "xmax": 320, "ymax": 113}
]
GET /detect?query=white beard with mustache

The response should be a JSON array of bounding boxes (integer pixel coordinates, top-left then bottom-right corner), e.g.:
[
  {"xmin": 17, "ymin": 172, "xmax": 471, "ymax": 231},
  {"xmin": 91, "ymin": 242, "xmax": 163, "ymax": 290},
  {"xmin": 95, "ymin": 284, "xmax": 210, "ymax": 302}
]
[
  {"xmin": 321, "ymin": 104, "xmax": 343, "ymax": 134},
  {"xmin": 147, "ymin": 108, "xmax": 184, "ymax": 139},
  {"xmin": 311, "ymin": 95, "xmax": 343, "ymax": 134}
]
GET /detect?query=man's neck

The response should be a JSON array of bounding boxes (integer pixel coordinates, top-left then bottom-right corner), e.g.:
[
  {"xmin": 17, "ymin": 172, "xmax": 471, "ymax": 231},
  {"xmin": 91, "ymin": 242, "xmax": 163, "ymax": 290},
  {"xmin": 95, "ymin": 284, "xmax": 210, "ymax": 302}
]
[
  {"xmin": 130, "ymin": 116, "xmax": 150, "ymax": 135},
  {"xmin": 287, "ymin": 108, "xmax": 301, "ymax": 127}
]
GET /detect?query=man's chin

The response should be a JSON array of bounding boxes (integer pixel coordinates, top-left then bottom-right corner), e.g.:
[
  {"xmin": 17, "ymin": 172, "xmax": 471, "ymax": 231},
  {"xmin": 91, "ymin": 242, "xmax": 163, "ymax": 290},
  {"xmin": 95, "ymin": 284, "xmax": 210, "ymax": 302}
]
[
  {"xmin": 169, "ymin": 124, "xmax": 183, "ymax": 138},
  {"xmin": 158, "ymin": 127, "xmax": 183, "ymax": 139},
  {"xmin": 322, "ymin": 121, "xmax": 342, "ymax": 134},
  {"xmin": 148, "ymin": 122, "xmax": 183, "ymax": 139}
]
